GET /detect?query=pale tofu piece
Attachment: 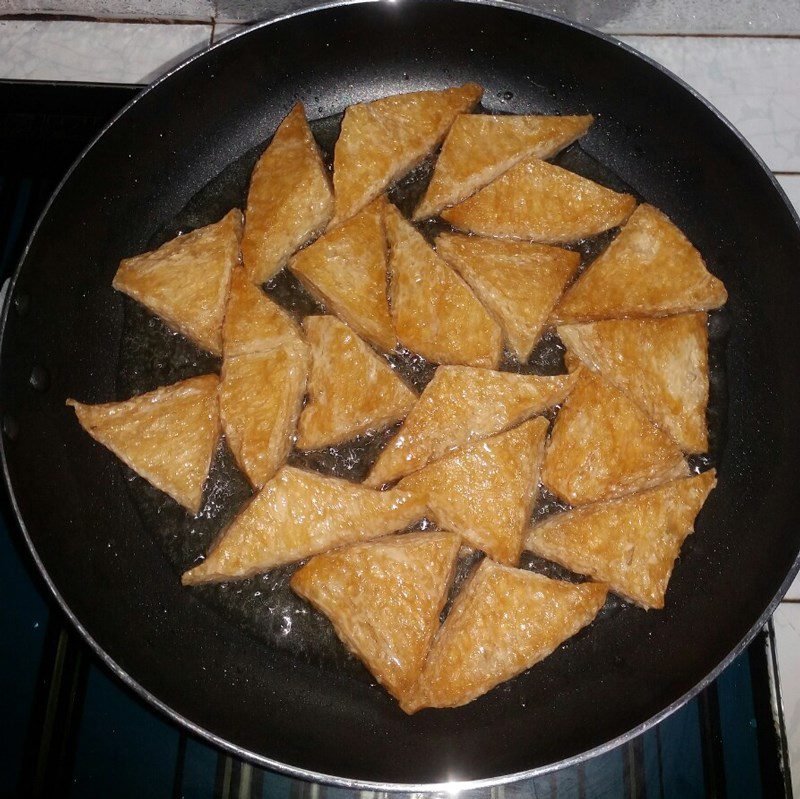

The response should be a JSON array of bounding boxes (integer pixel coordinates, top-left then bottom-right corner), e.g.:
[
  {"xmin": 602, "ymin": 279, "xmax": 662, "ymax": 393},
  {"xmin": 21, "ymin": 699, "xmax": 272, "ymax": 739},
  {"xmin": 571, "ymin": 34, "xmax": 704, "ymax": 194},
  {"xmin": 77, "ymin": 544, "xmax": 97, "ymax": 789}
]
[
  {"xmin": 222, "ymin": 267, "xmax": 304, "ymax": 357},
  {"xmin": 552, "ymin": 204, "xmax": 727, "ymax": 322},
  {"xmin": 67, "ymin": 375, "xmax": 219, "ymax": 514},
  {"xmin": 241, "ymin": 103, "xmax": 333, "ymax": 285},
  {"xmin": 331, "ymin": 84, "xmax": 482, "ymax": 226},
  {"xmin": 113, "ymin": 209, "xmax": 242, "ymax": 356},
  {"xmin": 414, "ymin": 114, "xmax": 593, "ymax": 220},
  {"xmin": 558, "ymin": 314, "xmax": 710, "ymax": 453},
  {"xmin": 291, "ymin": 530, "xmax": 461, "ymax": 703},
  {"xmin": 401, "ymin": 559, "xmax": 607, "ymax": 713},
  {"xmin": 385, "ymin": 204, "xmax": 502, "ymax": 368},
  {"xmin": 436, "ymin": 233, "xmax": 581, "ymax": 361},
  {"xmin": 526, "ymin": 470, "xmax": 716, "ymax": 609},
  {"xmin": 441, "ymin": 157, "xmax": 636, "ymax": 243},
  {"xmin": 297, "ymin": 316, "xmax": 416, "ymax": 449},
  {"xmin": 219, "ymin": 343, "xmax": 308, "ymax": 489},
  {"xmin": 542, "ymin": 369, "xmax": 689, "ymax": 505},
  {"xmin": 181, "ymin": 467, "xmax": 426, "ymax": 584},
  {"xmin": 289, "ymin": 197, "xmax": 396, "ymax": 351},
  {"xmin": 366, "ymin": 366, "xmax": 576, "ymax": 487},
  {"xmin": 398, "ymin": 417, "xmax": 548, "ymax": 565}
]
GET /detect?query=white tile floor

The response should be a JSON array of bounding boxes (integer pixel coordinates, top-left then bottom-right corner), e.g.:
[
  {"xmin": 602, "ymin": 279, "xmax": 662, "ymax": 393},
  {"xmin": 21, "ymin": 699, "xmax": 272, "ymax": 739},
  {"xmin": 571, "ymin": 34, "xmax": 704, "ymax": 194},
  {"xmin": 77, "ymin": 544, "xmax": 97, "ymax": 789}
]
[
  {"xmin": 774, "ymin": 604, "xmax": 800, "ymax": 794},
  {"xmin": 0, "ymin": 6, "xmax": 798, "ymax": 794},
  {"xmin": 0, "ymin": 19, "xmax": 212, "ymax": 83}
]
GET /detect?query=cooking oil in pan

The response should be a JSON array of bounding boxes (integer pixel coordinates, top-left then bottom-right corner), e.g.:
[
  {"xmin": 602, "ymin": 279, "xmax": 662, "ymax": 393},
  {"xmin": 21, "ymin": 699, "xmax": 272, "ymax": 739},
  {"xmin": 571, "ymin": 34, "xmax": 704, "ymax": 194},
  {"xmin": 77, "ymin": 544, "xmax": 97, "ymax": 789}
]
[{"xmin": 115, "ymin": 107, "xmax": 728, "ymax": 669}]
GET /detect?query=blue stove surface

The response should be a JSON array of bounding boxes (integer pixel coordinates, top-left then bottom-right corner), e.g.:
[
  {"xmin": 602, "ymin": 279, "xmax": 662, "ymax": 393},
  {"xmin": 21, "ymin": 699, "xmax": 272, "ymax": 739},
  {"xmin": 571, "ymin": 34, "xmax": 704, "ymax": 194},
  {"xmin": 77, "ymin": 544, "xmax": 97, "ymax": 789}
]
[{"xmin": 0, "ymin": 81, "xmax": 789, "ymax": 799}]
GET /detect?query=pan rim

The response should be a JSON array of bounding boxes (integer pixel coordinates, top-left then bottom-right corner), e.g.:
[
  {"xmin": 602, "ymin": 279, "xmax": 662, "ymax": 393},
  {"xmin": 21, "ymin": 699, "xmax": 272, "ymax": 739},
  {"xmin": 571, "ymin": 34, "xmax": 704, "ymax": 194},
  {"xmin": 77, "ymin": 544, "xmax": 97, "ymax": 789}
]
[{"xmin": 2, "ymin": 0, "xmax": 800, "ymax": 790}]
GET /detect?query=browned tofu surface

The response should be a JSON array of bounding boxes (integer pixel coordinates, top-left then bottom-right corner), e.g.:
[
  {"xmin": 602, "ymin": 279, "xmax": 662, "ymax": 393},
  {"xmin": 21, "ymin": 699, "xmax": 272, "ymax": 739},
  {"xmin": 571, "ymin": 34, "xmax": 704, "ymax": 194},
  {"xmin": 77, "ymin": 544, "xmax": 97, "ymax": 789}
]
[
  {"xmin": 401, "ymin": 559, "xmax": 607, "ymax": 713},
  {"xmin": 241, "ymin": 103, "xmax": 333, "ymax": 284},
  {"xmin": 398, "ymin": 417, "xmax": 548, "ymax": 565},
  {"xmin": 67, "ymin": 374, "xmax": 220, "ymax": 514},
  {"xmin": 289, "ymin": 197, "xmax": 396, "ymax": 351},
  {"xmin": 297, "ymin": 316, "xmax": 416, "ymax": 449},
  {"xmin": 331, "ymin": 84, "xmax": 482, "ymax": 226},
  {"xmin": 526, "ymin": 471, "xmax": 716, "ymax": 608},
  {"xmin": 558, "ymin": 314, "xmax": 710, "ymax": 452},
  {"xmin": 181, "ymin": 467, "xmax": 426, "ymax": 584},
  {"xmin": 437, "ymin": 233, "xmax": 580, "ymax": 361},
  {"xmin": 219, "ymin": 344, "xmax": 308, "ymax": 489},
  {"xmin": 385, "ymin": 204, "xmax": 502, "ymax": 368},
  {"xmin": 222, "ymin": 267, "xmax": 305, "ymax": 358},
  {"xmin": 415, "ymin": 114, "xmax": 593, "ymax": 219},
  {"xmin": 552, "ymin": 204, "xmax": 727, "ymax": 322},
  {"xmin": 441, "ymin": 158, "xmax": 636, "ymax": 243},
  {"xmin": 542, "ymin": 369, "xmax": 689, "ymax": 505},
  {"xmin": 113, "ymin": 209, "xmax": 242, "ymax": 355},
  {"xmin": 291, "ymin": 530, "xmax": 461, "ymax": 703},
  {"xmin": 367, "ymin": 366, "xmax": 576, "ymax": 487}
]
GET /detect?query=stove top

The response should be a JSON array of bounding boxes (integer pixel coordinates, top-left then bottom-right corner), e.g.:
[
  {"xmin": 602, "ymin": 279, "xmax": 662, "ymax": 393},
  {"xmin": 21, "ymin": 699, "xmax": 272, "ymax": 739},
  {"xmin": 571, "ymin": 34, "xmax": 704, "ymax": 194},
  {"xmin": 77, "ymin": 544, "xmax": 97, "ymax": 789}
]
[{"xmin": 0, "ymin": 80, "xmax": 791, "ymax": 799}]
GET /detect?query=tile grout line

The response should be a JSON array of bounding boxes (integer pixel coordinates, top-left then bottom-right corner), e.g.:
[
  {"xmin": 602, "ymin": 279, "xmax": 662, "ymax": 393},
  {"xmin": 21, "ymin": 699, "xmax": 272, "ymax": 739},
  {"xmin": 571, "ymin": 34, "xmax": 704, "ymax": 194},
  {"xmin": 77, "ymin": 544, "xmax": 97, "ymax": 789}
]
[
  {"xmin": 0, "ymin": 13, "xmax": 215, "ymax": 25},
  {"xmin": 3, "ymin": 15, "xmax": 800, "ymax": 39},
  {"xmin": 614, "ymin": 31, "xmax": 800, "ymax": 39}
]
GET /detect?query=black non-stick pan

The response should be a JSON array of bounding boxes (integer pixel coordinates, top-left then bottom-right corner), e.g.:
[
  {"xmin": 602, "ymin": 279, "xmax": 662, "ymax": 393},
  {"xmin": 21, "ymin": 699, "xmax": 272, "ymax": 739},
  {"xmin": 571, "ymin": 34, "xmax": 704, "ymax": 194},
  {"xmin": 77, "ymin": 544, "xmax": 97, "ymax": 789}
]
[{"xmin": 2, "ymin": 0, "xmax": 800, "ymax": 789}]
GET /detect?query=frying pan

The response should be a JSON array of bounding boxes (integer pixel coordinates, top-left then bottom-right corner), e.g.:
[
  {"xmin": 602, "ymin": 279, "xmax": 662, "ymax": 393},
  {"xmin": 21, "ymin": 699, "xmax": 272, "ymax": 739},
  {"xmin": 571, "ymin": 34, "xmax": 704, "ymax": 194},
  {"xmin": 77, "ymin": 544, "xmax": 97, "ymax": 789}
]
[{"xmin": 2, "ymin": 0, "xmax": 800, "ymax": 789}]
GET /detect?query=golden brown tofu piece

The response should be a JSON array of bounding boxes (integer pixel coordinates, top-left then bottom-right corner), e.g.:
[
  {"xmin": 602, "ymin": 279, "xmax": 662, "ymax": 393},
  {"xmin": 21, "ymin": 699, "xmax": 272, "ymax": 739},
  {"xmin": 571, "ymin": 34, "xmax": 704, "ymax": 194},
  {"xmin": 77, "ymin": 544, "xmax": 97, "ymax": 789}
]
[
  {"xmin": 385, "ymin": 204, "xmax": 502, "ymax": 368},
  {"xmin": 331, "ymin": 84, "xmax": 482, "ymax": 226},
  {"xmin": 289, "ymin": 197, "xmax": 396, "ymax": 351},
  {"xmin": 552, "ymin": 204, "xmax": 728, "ymax": 322},
  {"xmin": 222, "ymin": 267, "xmax": 304, "ymax": 357},
  {"xmin": 181, "ymin": 467, "xmax": 426, "ymax": 584},
  {"xmin": 113, "ymin": 209, "xmax": 242, "ymax": 356},
  {"xmin": 291, "ymin": 531, "xmax": 461, "ymax": 703},
  {"xmin": 67, "ymin": 374, "xmax": 219, "ymax": 514},
  {"xmin": 219, "ymin": 344, "xmax": 308, "ymax": 489},
  {"xmin": 558, "ymin": 314, "xmax": 710, "ymax": 453},
  {"xmin": 398, "ymin": 417, "xmax": 548, "ymax": 565},
  {"xmin": 366, "ymin": 366, "xmax": 576, "ymax": 487},
  {"xmin": 241, "ymin": 103, "xmax": 333, "ymax": 285},
  {"xmin": 401, "ymin": 559, "xmax": 607, "ymax": 713},
  {"xmin": 526, "ymin": 471, "xmax": 716, "ymax": 609},
  {"xmin": 542, "ymin": 369, "xmax": 689, "ymax": 505},
  {"xmin": 414, "ymin": 114, "xmax": 593, "ymax": 220},
  {"xmin": 441, "ymin": 158, "xmax": 636, "ymax": 243},
  {"xmin": 297, "ymin": 316, "xmax": 416, "ymax": 449},
  {"xmin": 436, "ymin": 233, "xmax": 581, "ymax": 361}
]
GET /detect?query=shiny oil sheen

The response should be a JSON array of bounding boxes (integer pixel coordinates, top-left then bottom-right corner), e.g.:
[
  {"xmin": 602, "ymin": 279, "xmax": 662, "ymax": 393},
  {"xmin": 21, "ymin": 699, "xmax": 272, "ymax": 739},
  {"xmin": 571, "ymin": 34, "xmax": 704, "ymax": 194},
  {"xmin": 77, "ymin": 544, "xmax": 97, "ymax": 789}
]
[{"xmin": 115, "ymin": 107, "xmax": 727, "ymax": 671}]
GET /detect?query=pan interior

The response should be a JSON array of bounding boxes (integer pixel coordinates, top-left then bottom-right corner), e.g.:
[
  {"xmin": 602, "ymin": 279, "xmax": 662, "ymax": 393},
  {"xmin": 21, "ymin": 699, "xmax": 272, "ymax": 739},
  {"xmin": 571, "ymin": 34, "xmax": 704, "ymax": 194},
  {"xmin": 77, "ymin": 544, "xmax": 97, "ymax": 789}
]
[{"xmin": 115, "ymin": 106, "xmax": 728, "ymax": 678}]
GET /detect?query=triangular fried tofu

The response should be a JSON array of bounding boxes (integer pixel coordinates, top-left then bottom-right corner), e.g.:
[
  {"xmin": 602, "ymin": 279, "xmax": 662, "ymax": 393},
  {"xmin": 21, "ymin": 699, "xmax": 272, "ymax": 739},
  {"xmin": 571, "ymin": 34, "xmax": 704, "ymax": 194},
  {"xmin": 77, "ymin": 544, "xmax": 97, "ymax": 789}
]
[
  {"xmin": 398, "ymin": 417, "xmax": 548, "ymax": 565},
  {"xmin": 297, "ymin": 316, "xmax": 416, "ymax": 449},
  {"xmin": 331, "ymin": 84, "xmax": 483, "ymax": 226},
  {"xmin": 182, "ymin": 467, "xmax": 426, "ymax": 584},
  {"xmin": 291, "ymin": 531, "xmax": 461, "ymax": 702},
  {"xmin": 366, "ymin": 366, "xmax": 576, "ymax": 487},
  {"xmin": 401, "ymin": 559, "xmax": 607, "ymax": 713},
  {"xmin": 558, "ymin": 314, "xmax": 710, "ymax": 453},
  {"xmin": 113, "ymin": 209, "xmax": 242, "ymax": 355},
  {"xmin": 385, "ymin": 204, "xmax": 502, "ymax": 368},
  {"xmin": 289, "ymin": 197, "xmax": 396, "ymax": 351},
  {"xmin": 552, "ymin": 204, "xmax": 728, "ymax": 322},
  {"xmin": 67, "ymin": 374, "xmax": 219, "ymax": 514},
  {"xmin": 219, "ymin": 343, "xmax": 308, "ymax": 489},
  {"xmin": 241, "ymin": 103, "xmax": 333, "ymax": 285},
  {"xmin": 441, "ymin": 157, "xmax": 636, "ymax": 243},
  {"xmin": 222, "ymin": 267, "xmax": 304, "ymax": 357},
  {"xmin": 414, "ymin": 114, "xmax": 593, "ymax": 219},
  {"xmin": 526, "ymin": 471, "xmax": 716, "ymax": 609},
  {"xmin": 436, "ymin": 233, "xmax": 581, "ymax": 361},
  {"xmin": 542, "ymin": 369, "xmax": 689, "ymax": 505}
]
